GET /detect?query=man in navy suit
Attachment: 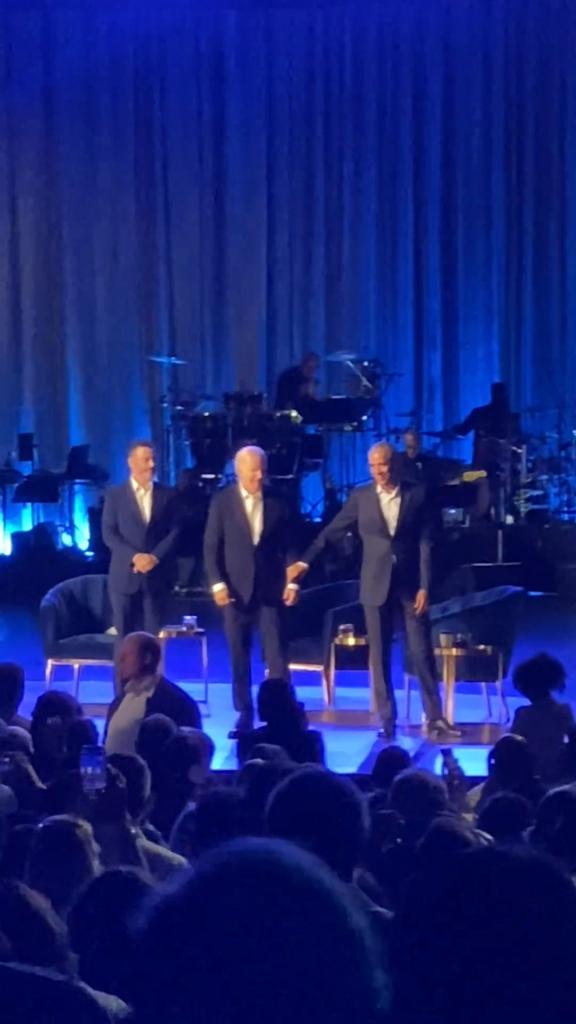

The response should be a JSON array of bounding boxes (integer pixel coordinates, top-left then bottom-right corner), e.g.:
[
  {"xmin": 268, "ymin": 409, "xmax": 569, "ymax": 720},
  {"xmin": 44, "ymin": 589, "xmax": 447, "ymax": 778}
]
[
  {"xmin": 203, "ymin": 446, "xmax": 299, "ymax": 738},
  {"xmin": 102, "ymin": 441, "xmax": 178, "ymax": 648},
  {"xmin": 288, "ymin": 442, "xmax": 459, "ymax": 742}
]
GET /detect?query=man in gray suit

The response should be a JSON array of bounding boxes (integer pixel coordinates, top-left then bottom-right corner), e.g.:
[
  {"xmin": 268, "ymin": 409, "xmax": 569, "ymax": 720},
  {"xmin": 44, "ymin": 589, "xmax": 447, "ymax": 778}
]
[{"xmin": 288, "ymin": 442, "xmax": 459, "ymax": 741}]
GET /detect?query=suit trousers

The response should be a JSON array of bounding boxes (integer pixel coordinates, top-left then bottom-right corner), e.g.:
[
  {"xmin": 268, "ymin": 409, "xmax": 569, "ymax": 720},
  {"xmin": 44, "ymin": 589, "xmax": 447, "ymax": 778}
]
[
  {"xmin": 223, "ymin": 601, "xmax": 289, "ymax": 723},
  {"xmin": 363, "ymin": 576, "xmax": 442, "ymax": 726}
]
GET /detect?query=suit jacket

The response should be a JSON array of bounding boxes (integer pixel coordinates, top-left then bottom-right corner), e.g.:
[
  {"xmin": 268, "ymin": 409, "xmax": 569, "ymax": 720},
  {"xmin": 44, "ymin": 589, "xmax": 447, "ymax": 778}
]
[
  {"xmin": 203, "ymin": 485, "xmax": 297, "ymax": 606},
  {"xmin": 102, "ymin": 482, "xmax": 179, "ymax": 595},
  {"xmin": 106, "ymin": 675, "xmax": 202, "ymax": 732},
  {"xmin": 303, "ymin": 482, "xmax": 432, "ymax": 607}
]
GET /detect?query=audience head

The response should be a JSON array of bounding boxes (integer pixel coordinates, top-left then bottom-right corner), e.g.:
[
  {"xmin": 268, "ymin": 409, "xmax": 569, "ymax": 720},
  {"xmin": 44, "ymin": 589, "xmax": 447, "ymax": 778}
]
[
  {"xmin": 257, "ymin": 678, "xmax": 303, "ymax": 728},
  {"xmin": 248, "ymin": 743, "xmax": 294, "ymax": 766},
  {"xmin": 513, "ymin": 652, "xmax": 567, "ymax": 702},
  {"xmin": 234, "ymin": 446, "xmax": 266, "ymax": 495},
  {"xmin": 130, "ymin": 838, "xmax": 387, "ymax": 1024},
  {"xmin": 238, "ymin": 759, "xmax": 293, "ymax": 835},
  {"xmin": 118, "ymin": 633, "xmax": 161, "ymax": 685},
  {"xmin": 172, "ymin": 788, "xmax": 246, "ymax": 861},
  {"xmin": 266, "ymin": 766, "xmax": 368, "ymax": 882},
  {"xmin": 30, "ymin": 692, "xmax": 84, "ymax": 783},
  {"xmin": 371, "ymin": 745, "xmax": 412, "ymax": 792},
  {"xmin": 529, "ymin": 786, "xmax": 576, "ymax": 871},
  {"xmin": 107, "ymin": 753, "xmax": 151, "ymax": 823},
  {"xmin": 477, "ymin": 791, "xmax": 533, "ymax": 845},
  {"xmin": 488, "ymin": 734, "xmax": 536, "ymax": 787},
  {"xmin": 0, "ymin": 664, "xmax": 25, "ymax": 723},
  {"xmin": 136, "ymin": 714, "xmax": 178, "ymax": 779},
  {"xmin": 389, "ymin": 769, "xmax": 449, "ymax": 842},
  {"xmin": 68, "ymin": 867, "xmax": 152, "ymax": 1001},
  {"xmin": 417, "ymin": 816, "xmax": 490, "ymax": 870},
  {"xmin": 0, "ymin": 880, "xmax": 72, "ymax": 976},
  {"xmin": 27, "ymin": 815, "xmax": 101, "ymax": 915},
  {"xmin": 0, "ymin": 725, "xmax": 33, "ymax": 757},
  {"xmin": 394, "ymin": 846, "xmax": 576, "ymax": 1024}
]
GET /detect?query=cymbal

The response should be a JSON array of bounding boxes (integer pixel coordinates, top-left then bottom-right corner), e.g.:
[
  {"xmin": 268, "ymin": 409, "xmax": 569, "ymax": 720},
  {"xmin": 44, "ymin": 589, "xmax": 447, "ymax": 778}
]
[
  {"xmin": 324, "ymin": 350, "xmax": 358, "ymax": 363},
  {"xmin": 148, "ymin": 354, "xmax": 188, "ymax": 366}
]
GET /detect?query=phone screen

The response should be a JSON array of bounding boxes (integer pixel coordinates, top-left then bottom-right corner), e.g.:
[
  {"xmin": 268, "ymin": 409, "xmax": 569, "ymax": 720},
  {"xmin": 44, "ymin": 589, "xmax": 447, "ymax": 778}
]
[{"xmin": 79, "ymin": 745, "xmax": 106, "ymax": 794}]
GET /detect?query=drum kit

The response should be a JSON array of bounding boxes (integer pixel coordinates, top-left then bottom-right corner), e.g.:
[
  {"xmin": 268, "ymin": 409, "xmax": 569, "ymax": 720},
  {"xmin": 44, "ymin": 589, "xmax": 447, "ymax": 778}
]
[
  {"xmin": 146, "ymin": 350, "xmax": 391, "ymax": 489},
  {"xmin": 147, "ymin": 354, "xmax": 576, "ymax": 524}
]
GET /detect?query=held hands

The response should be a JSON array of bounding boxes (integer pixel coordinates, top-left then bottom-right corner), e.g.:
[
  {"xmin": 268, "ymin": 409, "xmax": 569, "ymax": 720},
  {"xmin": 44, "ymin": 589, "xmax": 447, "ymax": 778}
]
[
  {"xmin": 132, "ymin": 553, "xmax": 159, "ymax": 574},
  {"xmin": 213, "ymin": 585, "xmax": 233, "ymax": 607},
  {"xmin": 283, "ymin": 585, "xmax": 299, "ymax": 607},
  {"xmin": 413, "ymin": 589, "xmax": 429, "ymax": 617},
  {"xmin": 286, "ymin": 561, "xmax": 309, "ymax": 584}
]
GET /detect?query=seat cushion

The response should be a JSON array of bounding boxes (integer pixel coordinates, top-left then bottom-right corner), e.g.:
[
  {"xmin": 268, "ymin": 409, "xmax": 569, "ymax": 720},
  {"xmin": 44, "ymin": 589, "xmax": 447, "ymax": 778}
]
[{"xmin": 50, "ymin": 634, "xmax": 115, "ymax": 662}]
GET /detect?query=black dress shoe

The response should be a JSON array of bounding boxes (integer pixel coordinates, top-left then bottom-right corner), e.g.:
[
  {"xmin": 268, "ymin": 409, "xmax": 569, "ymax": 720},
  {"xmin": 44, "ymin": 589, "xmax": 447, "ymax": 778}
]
[
  {"xmin": 426, "ymin": 718, "xmax": 462, "ymax": 741},
  {"xmin": 377, "ymin": 722, "xmax": 397, "ymax": 741}
]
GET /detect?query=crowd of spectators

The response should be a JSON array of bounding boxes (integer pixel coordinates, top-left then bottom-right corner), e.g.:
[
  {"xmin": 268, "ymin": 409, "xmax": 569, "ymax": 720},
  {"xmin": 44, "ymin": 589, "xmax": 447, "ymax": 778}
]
[{"xmin": 0, "ymin": 644, "xmax": 574, "ymax": 1022}]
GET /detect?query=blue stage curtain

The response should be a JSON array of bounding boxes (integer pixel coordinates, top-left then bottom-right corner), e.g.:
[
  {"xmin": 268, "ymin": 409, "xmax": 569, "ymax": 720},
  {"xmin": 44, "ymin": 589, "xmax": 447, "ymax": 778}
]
[{"xmin": 0, "ymin": 0, "xmax": 574, "ymax": 481}]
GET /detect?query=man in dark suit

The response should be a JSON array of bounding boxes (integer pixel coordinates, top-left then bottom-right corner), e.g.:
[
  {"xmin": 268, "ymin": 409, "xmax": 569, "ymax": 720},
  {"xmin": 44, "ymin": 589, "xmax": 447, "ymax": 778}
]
[
  {"xmin": 288, "ymin": 442, "xmax": 459, "ymax": 741},
  {"xmin": 203, "ymin": 446, "xmax": 299, "ymax": 738},
  {"xmin": 102, "ymin": 441, "xmax": 178, "ymax": 647}
]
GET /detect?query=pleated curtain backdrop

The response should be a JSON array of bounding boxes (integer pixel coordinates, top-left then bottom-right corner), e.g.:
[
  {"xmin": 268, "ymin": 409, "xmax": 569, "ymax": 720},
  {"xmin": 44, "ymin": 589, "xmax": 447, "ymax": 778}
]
[{"xmin": 0, "ymin": 0, "xmax": 574, "ymax": 481}]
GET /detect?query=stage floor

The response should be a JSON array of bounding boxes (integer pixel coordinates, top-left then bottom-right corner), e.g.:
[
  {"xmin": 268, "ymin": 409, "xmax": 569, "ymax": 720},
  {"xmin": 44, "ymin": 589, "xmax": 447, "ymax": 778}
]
[{"xmin": 1, "ymin": 592, "xmax": 574, "ymax": 776}]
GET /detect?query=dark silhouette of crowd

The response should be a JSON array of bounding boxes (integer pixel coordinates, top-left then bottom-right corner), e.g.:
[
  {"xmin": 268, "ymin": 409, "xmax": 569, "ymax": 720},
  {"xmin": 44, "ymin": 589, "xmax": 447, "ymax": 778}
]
[{"xmin": 0, "ymin": 645, "xmax": 575, "ymax": 1022}]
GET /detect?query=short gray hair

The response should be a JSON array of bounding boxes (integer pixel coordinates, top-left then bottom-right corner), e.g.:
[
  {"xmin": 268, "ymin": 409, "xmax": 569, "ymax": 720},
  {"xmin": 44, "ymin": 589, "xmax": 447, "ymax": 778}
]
[{"xmin": 234, "ymin": 446, "xmax": 267, "ymax": 471}]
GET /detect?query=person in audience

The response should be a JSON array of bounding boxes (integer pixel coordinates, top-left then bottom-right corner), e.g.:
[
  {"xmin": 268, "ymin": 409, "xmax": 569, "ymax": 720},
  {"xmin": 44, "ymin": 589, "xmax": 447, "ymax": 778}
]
[
  {"xmin": 511, "ymin": 653, "xmax": 576, "ymax": 783},
  {"xmin": 135, "ymin": 713, "xmax": 178, "ymax": 789},
  {"xmin": 237, "ymin": 678, "xmax": 325, "ymax": 766},
  {"xmin": 107, "ymin": 752, "xmax": 188, "ymax": 880},
  {"xmin": 238, "ymin": 759, "xmax": 294, "ymax": 835},
  {"xmin": 105, "ymin": 632, "xmax": 201, "ymax": 756},
  {"xmin": 30, "ymin": 691, "xmax": 85, "ymax": 784},
  {"xmin": 129, "ymin": 838, "xmax": 388, "ymax": 1024},
  {"xmin": 0, "ymin": 879, "xmax": 73, "ymax": 976},
  {"xmin": 528, "ymin": 785, "xmax": 576, "ymax": 876},
  {"xmin": 26, "ymin": 815, "xmax": 101, "ymax": 916},
  {"xmin": 468, "ymin": 734, "xmax": 545, "ymax": 813},
  {"xmin": 265, "ymin": 765, "xmax": 391, "ymax": 942},
  {"xmin": 371, "ymin": 745, "xmax": 412, "ymax": 799},
  {"xmin": 416, "ymin": 816, "xmax": 490, "ymax": 869},
  {"xmin": 477, "ymin": 791, "xmax": 533, "ymax": 846},
  {"xmin": 393, "ymin": 846, "xmax": 576, "ymax": 1024},
  {"xmin": 68, "ymin": 867, "xmax": 152, "ymax": 1003},
  {"xmin": 149, "ymin": 729, "xmax": 214, "ymax": 840},
  {"xmin": 0, "ymin": 663, "xmax": 29, "ymax": 730},
  {"xmin": 388, "ymin": 769, "xmax": 451, "ymax": 843},
  {"xmin": 170, "ymin": 788, "xmax": 246, "ymax": 861}
]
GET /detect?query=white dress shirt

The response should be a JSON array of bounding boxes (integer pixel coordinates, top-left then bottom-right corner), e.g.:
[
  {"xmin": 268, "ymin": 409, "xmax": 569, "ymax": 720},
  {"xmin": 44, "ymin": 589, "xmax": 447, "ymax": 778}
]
[
  {"xmin": 212, "ymin": 487, "xmax": 297, "ymax": 593},
  {"xmin": 377, "ymin": 485, "xmax": 401, "ymax": 536},
  {"xmin": 240, "ymin": 486, "xmax": 264, "ymax": 545},
  {"xmin": 131, "ymin": 477, "xmax": 153, "ymax": 524},
  {"xmin": 105, "ymin": 675, "xmax": 158, "ymax": 755}
]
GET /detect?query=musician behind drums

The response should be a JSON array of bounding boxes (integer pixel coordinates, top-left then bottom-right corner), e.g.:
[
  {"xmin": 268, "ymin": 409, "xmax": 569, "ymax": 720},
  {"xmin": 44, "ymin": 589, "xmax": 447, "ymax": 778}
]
[
  {"xmin": 398, "ymin": 429, "xmax": 436, "ymax": 485},
  {"xmin": 451, "ymin": 382, "xmax": 521, "ymax": 517},
  {"xmin": 275, "ymin": 352, "xmax": 320, "ymax": 414}
]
